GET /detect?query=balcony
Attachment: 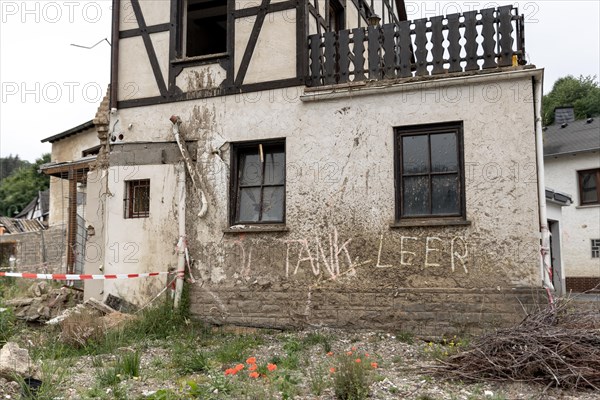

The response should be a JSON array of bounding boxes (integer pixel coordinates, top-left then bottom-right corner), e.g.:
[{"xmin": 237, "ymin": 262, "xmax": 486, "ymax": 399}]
[{"xmin": 307, "ymin": 6, "xmax": 525, "ymax": 87}]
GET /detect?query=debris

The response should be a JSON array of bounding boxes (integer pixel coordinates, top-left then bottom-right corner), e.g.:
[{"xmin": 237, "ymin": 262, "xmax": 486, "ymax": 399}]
[
  {"xmin": 436, "ymin": 300, "xmax": 600, "ymax": 390},
  {"xmin": 4, "ymin": 284, "xmax": 82, "ymax": 323},
  {"xmin": 105, "ymin": 294, "xmax": 137, "ymax": 313},
  {"xmin": 0, "ymin": 342, "xmax": 40, "ymax": 381}
]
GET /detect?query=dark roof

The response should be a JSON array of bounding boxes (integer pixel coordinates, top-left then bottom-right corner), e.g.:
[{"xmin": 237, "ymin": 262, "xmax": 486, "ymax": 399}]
[
  {"xmin": 545, "ymin": 188, "xmax": 572, "ymax": 206},
  {"xmin": 41, "ymin": 120, "xmax": 94, "ymax": 143},
  {"xmin": 543, "ymin": 117, "xmax": 600, "ymax": 157},
  {"xmin": 14, "ymin": 189, "xmax": 50, "ymax": 218}
]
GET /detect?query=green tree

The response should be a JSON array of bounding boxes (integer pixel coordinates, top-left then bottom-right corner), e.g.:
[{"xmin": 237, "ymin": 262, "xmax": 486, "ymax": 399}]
[
  {"xmin": 0, "ymin": 154, "xmax": 30, "ymax": 181},
  {"xmin": 0, "ymin": 153, "xmax": 51, "ymax": 217},
  {"xmin": 542, "ymin": 75, "xmax": 600, "ymax": 126}
]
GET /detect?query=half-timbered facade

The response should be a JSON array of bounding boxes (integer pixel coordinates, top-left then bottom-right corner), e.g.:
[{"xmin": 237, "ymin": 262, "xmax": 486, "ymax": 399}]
[{"xmin": 84, "ymin": 0, "xmax": 551, "ymax": 334}]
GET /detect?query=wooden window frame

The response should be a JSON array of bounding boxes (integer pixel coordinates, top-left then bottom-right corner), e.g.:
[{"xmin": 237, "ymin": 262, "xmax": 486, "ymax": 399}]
[
  {"xmin": 578, "ymin": 168, "xmax": 600, "ymax": 206},
  {"xmin": 177, "ymin": 0, "xmax": 229, "ymax": 60},
  {"xmin": 124, "ymin": 179, "xmax": 150, "ymax": 219},
  {"xmin": 394, "ymin": 121, "xmax": 467, "ymax": 224},
  {"xmin": 229, "ymin": 139, "xmax": 286, "ymax": 225}
]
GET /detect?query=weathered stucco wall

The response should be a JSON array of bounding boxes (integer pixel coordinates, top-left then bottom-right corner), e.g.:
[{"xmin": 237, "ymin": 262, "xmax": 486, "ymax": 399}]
[
  {"xmin": 545, "ymin": 151, "xmax": 600, "ymax": 278},
  {"xmin": 99, "ymin": 164, "xmax": 178, "ymax": 305},
  {"xmin": 107, "ymin": 69, "xmax": 543, "ymax": 333},
  {"xmin": 48, "ymin": 127, "xmax": 100, "ymax": 227}
]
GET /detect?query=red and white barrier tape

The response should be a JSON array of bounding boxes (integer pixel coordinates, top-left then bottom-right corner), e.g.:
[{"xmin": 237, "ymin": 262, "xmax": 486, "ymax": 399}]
[{"xmin": 0, "ymin": 272, "xmax": 170, "ymax": 281}]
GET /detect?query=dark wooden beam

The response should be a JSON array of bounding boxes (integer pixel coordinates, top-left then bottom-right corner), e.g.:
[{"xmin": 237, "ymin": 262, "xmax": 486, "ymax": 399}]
[
  {"xmin": 120, "ymin": 23, "xmax": 171, "ymax": 39},
  {"xmin": 130, "ymin": 0, "xmax": 168, "ymax": 96},
  {"xmin": 110, "ymin": 0, "xmax": 120, "ymax": 109},
  {"xmin": 233, "ymin": 0, "xmax": 271, "ymax": 87}
]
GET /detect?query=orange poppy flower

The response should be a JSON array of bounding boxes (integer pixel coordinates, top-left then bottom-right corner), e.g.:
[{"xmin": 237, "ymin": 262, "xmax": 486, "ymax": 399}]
[
  {"xmin": 249, "ymin": 371, "xmax": 260, "ymax": 378},
  {"xmin": 326, "ymin": 352, "xmax": 334, "ymax": 357},
  {"xmin": 365, "ymin": 353, "xmax": 370, "ymax": 357},
  {"xmin": 329, "ymin": 367, "xmax": 336, "ymax": 373},
  {"xmin": 355, "ymin": 358, "xmax": 361, "ymax": 363},
  {"xmin": 351, "ymin": 346, "xmax": 357, "ymax": 351},
  {"xmin": 234, "ymin": 363, "xmax": 244, "ymax": 371},
  {"xmin": 347, "ymin": 351, "xmax": 353, "ymax": 356},
  {"xmin": 249, "ymin": 364, "xmax": 257, "ymax": 371},
  {"xmin": 267, "ymin": 363, "xmax": 277, "ymax": 372},
  {"xmin": 224, "ymin": 368, "xmax": 237, "ymax": 376},
  {"xmin": 371, "ymin": 362, "xmax": 378, "ymax": 368},
  {"xmin": 246, "ymin": 357, "xmax": 257, "ymax": 364}
]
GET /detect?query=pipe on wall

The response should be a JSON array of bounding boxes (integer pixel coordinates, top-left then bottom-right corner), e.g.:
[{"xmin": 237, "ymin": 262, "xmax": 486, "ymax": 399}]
[{"xmin": 533, "ymin": 73, "xmax": 555, "ymax": 300}]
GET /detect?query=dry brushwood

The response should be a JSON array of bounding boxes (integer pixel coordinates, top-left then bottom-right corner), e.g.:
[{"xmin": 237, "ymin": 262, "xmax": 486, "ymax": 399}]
[{"xmin": 434, "ymin": 299, "xmax": 600, "ymax": 390}]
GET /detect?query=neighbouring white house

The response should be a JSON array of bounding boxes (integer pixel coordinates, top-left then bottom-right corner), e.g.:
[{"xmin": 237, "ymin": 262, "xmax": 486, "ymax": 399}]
[
  {"xmin": 33, "ymin": 0, "xmax": 558, "ymax": 335},
  {"xmin": 544, "ymin": 108, "xmax": 600, "ymax": 293}
]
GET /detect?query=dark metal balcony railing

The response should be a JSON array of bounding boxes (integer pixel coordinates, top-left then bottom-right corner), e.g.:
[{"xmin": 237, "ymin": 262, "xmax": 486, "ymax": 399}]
[{"xmin": 307, "ymin": 6, "xmax": 525, "ymax": 87}]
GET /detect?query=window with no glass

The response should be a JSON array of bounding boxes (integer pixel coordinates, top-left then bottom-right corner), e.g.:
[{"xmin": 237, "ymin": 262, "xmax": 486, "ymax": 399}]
[
  {"xmin": 578, "ymin": 168, "xmax": 600, "ymax": 206},
  {"xmin": 231, "ymin": 140, "xmax": 285, "ymax": 224},
  {"xmin": 395, "ymin": 122, "xmax": 466, "ymax": 221},
  {"xmin": 124, "ymin": 179, "xmax": 150, "ymax": 219},
  {"xmin": 180, "ymin": 0, "xmax": 227, "ymax": 58},
  {"xmin": 592, "ymin": 239, "xmax": 600, "ymax": 258}
]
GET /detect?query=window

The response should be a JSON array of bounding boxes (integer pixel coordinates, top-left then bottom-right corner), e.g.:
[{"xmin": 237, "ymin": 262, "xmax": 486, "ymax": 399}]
[
  {"xmin": 578, "ymin": 168, "xmax": 600, "ymax": 205},
  {"xmin": 180, "ymin": 0, "xmax": 227, "ymax": 58},
  {"xmin": 328, "ymin": 0, "xmax": 345, "ymax": 32},
  {"xmin": 592, "ymin": 239, "xmax": 600, "ymax": 258},
  {"xmin": 124, "ymin": 180, "xmax": 150, "ymax": 218},
  {"xmin": 231, "ymin": 140, "xmax": 285, "ymax": 224},
  {"xmin": 395, "ymin": 122, "xmax": 465, "ymax": 221}
]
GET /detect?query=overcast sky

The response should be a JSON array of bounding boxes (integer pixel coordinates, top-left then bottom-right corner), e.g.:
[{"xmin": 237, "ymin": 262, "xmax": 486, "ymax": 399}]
[{"xmin": 0, "ymin": 0, "xmax": 599, "ymax": 162}]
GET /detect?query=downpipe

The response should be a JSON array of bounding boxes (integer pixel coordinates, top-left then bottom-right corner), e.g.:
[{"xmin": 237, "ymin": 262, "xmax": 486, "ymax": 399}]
[{"xmin": 533, "ymin": 75, "xmax": 555, "ymax": 304}]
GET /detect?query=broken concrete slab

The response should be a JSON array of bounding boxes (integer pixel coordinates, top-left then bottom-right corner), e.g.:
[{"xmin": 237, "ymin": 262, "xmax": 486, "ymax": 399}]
[{"xmin": 0, "ymin": 342, "xmax": 40, "ymax": 381}]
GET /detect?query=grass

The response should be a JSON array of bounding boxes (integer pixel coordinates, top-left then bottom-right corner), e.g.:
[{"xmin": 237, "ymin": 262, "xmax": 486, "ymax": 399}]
[
  {"xmin": 97, "ymin": 351, "xmax": 141, "ymax": 387},
  {"xmin": 332, "ymin": 352, "xmax": 372, "ymax": 400},
  {"xmin": 214, "ymin": 334, "xmax": 263, "ymax": 364},
  {"xmin": 171, "ymin": 342, "xmax": 210, "ymax": 374}
]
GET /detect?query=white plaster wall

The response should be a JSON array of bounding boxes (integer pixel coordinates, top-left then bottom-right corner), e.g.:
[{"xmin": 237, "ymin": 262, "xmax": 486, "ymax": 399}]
[
  {"xmin": 111, "ymin": 70, "xmax": 542, "ymax": 289},
  {"xmin": 120, "ymin": 0, "xmax": 139, "ymax": 31},
  {"xmin": 101, "ymin": 164, "xmax": 178, "ymax": 305},
  {"xmin": 118, "ymin": 36, "xmax": 163, "ymax": 101},
  {"xmin": 138, "ymin": 0, "xmax": 171, "ymax": 26},
  {"xmin": 545, "ymin": 151, "xmax": 600, "ymax": 277},
  {"xmin": 243, "ymin": 10, "xmax": 297, "ymax": 84}
]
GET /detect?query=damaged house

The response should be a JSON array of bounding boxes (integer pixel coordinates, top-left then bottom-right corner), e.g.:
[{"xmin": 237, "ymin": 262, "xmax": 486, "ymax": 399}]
[{"xmin": 80, "ymin": 0, "xmax": 553, "ymax": 334}]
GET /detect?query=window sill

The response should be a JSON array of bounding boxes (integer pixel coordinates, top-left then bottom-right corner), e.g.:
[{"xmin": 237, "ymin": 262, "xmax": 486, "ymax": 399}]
[
  {"xmin": 576, "ymin": 204, "xmax": 600, "ymax": 209},
  {"xmin": 223, "ymin": 224, "xmax": 289, "ymax": 234},
  {"xmin": 390, "ymin": 219, "xmax": 471, "ymax": 228},
  {"xmin": 172, "ymin": 53, "xmax": 229, "ymax": 66}
]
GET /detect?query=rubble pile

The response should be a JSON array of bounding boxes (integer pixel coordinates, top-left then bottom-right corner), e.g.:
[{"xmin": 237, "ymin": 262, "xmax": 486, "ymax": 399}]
[{"xmin": 3, "ymin": 282, "xmax": 82, "ymax": 322}]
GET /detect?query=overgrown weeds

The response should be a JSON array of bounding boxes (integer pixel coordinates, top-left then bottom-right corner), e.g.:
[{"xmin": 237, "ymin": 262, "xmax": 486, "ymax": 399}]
[{"xmin": 332, "ymin": 351, "xmax": 373, "ymax": 400}]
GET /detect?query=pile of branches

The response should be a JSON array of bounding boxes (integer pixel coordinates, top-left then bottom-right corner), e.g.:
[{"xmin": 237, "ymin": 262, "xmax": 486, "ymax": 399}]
[{"xmin": 436, "ymin": 299, "xmax": 600, "ymax": 390}]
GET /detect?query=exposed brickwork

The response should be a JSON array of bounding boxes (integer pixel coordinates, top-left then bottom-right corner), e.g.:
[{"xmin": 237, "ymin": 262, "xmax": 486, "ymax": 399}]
[
  {"xmin": 0, "ymin": 226, "xmax": 66, "ymax": 274},
  {"xmin": 190, "ymin": 286, "xmax": 547, "ymax": 336},
  {"xmin": 566, "ymin": 277, "xmax": 600, "ymax": 293}
]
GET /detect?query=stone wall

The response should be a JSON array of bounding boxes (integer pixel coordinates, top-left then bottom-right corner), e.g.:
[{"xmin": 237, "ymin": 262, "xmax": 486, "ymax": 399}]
[{"xmin": 0, "ymin": 225, "xmax": 66, "ymax": 274}]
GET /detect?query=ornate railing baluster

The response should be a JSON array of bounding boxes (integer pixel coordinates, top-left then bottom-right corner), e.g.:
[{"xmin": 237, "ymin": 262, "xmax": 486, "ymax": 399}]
[
  {"xmin": 398, "ymin": 20, "xmax": 412, "ymax": 78},
  {"xmin": 368, "ymin": 26, "xmax": 382, "ymax": 80},
  {"xmin": 338, "ymin": 30, "xmax": 350, "ymax": 83},
  {"xmin": 497, "ymin": 5, "xmax": 514, "ymax": 67},
  {"xmin": 463, "ymin": 10, "xmax": 479, "ymax": 71},
  {"xmin": 446, "ymin": 13, "xmax": 462, "ymax": 73},
  {"xmin": 430, "ymin": 15, "xmax": 445, "ymax": 75},
  {"xmin": 382, "ymin": 23, "xmax": 396, "ymax": 79},
  {"xmin": 414, "ymin": 18, "xmax": 429, "ymax": 76},
  {"xmin": 481, "ymin": 8, "xmax": 497, "ymax": 69},
  {"xmin": 323, "ymin": 31, "xmax": 337, "ymax": 85},
  {"xmin": 352, "ymin": 28, "xmax": 366, "ymax": 81}
]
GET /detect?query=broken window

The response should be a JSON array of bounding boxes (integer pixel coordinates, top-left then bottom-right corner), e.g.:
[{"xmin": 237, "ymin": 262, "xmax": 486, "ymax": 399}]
[
  {"xmin": 180, "ymin": 0, "xmax": 227, "ymax": 58},
  {"xmin": 328, "ymin": 0, "xmax": 345, "ymax": 32},
  {"xmin": 124, "ymin": 179, "xmax": 150, "ymax": 219},
  {"xmin": 395, "ymin": 122, "xmax": 465, "ymax": 220},
  {"xmin": 592, "ymin": 239, "xmax": 600, "ymax": 258},
  {"xmin": 231, "ymin": 140, "xmax": 285, "ymax": 224},
  {"xmin": 578, "ymin": 168, "xmax": 600, "ymax": 206}
]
